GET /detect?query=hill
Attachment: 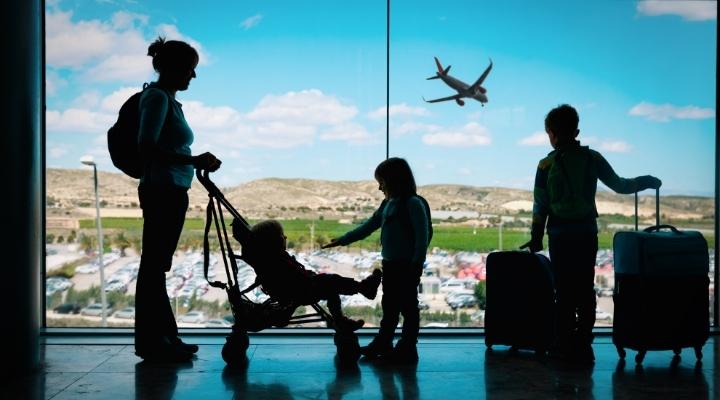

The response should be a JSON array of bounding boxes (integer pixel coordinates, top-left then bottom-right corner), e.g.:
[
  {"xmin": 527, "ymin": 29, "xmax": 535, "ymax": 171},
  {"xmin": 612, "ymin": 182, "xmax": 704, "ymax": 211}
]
[{"xmin": 46, "ymin": 168, "xmax": 713, "ymax": 221}]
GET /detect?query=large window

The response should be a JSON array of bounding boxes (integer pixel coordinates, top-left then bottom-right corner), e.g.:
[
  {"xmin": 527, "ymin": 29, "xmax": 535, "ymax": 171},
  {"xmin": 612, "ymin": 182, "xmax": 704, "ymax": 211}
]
[{"xmin": 45, "ymin": 1, "xmax": 716, "ymax": 329}]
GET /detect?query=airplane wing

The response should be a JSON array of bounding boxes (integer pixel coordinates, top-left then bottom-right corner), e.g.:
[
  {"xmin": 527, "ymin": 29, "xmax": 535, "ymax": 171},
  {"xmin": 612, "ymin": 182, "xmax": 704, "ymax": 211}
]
[
  {"xmin": 469, "ymin": 58, "xmax": 493, "ymax": 92},
  {"xmin": 423, "ymin": 94, "xmax": 463, "ymax": 103}
]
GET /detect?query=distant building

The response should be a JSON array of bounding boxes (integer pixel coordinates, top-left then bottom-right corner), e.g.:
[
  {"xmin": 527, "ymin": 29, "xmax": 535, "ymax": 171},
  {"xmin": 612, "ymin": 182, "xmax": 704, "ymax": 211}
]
[{"xmin": 46, "ymin": 218, "xmax": 79, "ymax": 229}]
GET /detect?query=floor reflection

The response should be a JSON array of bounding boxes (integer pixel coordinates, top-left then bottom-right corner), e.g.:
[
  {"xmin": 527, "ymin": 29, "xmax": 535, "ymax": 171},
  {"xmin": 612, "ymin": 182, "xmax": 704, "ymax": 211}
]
[
  {"xmin": 366, "ymin": 360, "xmax": 419, "ymax": 400},
  {"xmin": 221, "ymin": 357, "xmax": 294, "ymax": 400},
  {"xmin": 612, "ymin": 358, "xmax": 709, "ymax": 399},
  {"xmin": 134, "ymin": 359, "xmax": 193, "ymax": 400}
]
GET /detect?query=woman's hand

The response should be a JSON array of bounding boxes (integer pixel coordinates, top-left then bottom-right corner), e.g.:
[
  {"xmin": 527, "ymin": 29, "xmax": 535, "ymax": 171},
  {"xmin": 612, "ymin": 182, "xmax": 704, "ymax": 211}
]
[
  {"xmin": 321, "ymin": 239, "xmax": 341, "ymax": 249},
  {"xmin": 193, "ymin": 152, "xmax": 222, "ymax": 172}
]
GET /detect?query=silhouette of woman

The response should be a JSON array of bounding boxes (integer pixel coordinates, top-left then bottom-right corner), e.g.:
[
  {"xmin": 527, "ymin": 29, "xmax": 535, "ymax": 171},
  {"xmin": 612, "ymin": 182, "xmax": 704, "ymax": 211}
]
[{"xmin": 134, "ymin": 37, "xmax": 221, "ymax": 362}]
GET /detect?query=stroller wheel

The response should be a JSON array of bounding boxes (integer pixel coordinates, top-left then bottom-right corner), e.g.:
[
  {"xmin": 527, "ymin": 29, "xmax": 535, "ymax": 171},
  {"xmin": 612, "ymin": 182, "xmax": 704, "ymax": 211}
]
[
  {"xmin": 334, "ymin": 331, "xmax": 361, "ymax": 365},
  {"xmin": 222, "ymin": 332, "xmax": 250, "ymax": 365}
]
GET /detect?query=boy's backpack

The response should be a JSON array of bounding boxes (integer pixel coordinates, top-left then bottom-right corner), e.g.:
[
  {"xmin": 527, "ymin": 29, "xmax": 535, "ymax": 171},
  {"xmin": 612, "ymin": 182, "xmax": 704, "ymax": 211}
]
[
  {"xmin": 399, "ymin": 195, "xmax": 433, "ymax": 244},
  {"xmin": 107, "ymin": 83, "xmax": 149, "ymax": 179}
]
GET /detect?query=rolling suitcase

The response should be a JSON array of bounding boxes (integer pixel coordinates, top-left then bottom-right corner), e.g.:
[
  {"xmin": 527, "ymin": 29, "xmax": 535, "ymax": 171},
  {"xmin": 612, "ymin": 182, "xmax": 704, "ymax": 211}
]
[
  {"xmin": 612, "ymin": 188, "xmax": 710, "ymax": 364},
  {"xmin": 485, "ymin": 251, "xmax": 555, "ymax": 354}
]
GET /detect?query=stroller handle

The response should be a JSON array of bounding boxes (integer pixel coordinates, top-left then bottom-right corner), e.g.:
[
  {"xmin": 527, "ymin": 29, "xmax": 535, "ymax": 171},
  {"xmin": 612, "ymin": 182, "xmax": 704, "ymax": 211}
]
[{"xmin": 195, "ymin": 168, "xmax": 253, "ymax": 242}]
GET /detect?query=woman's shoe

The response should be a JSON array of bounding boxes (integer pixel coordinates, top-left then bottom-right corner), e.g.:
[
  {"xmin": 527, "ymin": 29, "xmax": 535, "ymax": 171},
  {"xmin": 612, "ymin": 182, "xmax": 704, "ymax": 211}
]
[
  {"xmin": 170, "ymin": 336, "xmax": 199, "ymax": 354},
  {"xmin": 136, "ymin": 338, "xmax": 194, "ymax": 363}
]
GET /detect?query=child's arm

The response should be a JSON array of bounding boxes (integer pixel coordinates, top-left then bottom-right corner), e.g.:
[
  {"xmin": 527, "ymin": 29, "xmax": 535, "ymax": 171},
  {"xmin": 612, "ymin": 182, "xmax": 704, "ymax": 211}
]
[
  {"xmin": 323, "ymin": 202, "xmax": 384, "ymax": 248},
  {"xmin": 408, "ymin": 197, "xmax": 430, "ymax": 265},
  {"xmin": 522, "ymin": 161, "xmax": 549, "ymax": 252},
  {"xmin": 594, "ymin": 151, "xmax": 661, "ymax": 193}
]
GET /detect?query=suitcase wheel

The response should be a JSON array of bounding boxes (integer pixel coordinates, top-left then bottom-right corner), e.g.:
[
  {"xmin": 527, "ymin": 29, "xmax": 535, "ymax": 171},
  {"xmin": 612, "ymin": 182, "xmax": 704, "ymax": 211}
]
[
  {"xmin": 694, "ymin": 346, "xmax": 703, "ymax": 361},
  {"xmin": 616, "ymin": 346, "xmax": 626, "ymax": 359},
  {"xmin": 635, "ymin": 350, "xmax": 646, "ymax": 364}
]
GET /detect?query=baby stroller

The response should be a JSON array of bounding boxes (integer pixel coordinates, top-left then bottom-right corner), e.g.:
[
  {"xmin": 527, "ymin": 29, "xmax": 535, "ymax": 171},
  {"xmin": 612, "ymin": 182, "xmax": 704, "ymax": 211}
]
[{"xmin": 196, "ymin": 170, "xmax": 362, "ymax": 366}]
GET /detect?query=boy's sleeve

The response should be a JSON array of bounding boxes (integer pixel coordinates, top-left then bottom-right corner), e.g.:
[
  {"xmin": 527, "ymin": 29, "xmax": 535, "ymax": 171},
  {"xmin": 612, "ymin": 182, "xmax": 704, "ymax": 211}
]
[
  {"xmin": 335, "ymin": 202, "xmax": 384, "ymax": 245},
  {"xmin": 594, "ymin": 151, "xmax": 637, "ymax": 194},
  {"xmin": 531, "ymin": 160, "xmax": 550, "ymax": 240},
  {"xmin": 138, "ymin": 89, "xmax": 169, "ymax": 149},
  {"xmin": 407, "ymin": 197, "xmax": 429, "ymax": 265}
]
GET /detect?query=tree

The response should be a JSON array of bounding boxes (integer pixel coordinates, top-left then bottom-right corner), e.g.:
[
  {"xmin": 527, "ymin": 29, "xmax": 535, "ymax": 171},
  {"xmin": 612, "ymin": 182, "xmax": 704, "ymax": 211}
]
[
  {"xmin": 114, "ymin": 232, "xmax": 131, "ymax": 257},
  {"xmin": 67, "ymin": 230, "xmax": 77, "ymax": 243},
  {"xmin": 46, "ymin": 233, "xmax": 55, "ymax": 244},
  {"xmin": 474, "ymin": 281, "xmax": 487, "ymax": 309},
  {"xmin": 57, "ymin": 235, "xmax": 65, "ymax": 244},
  {"xmin": 79, "ymin": 233, "xmax": 96, "ymax": 254}
]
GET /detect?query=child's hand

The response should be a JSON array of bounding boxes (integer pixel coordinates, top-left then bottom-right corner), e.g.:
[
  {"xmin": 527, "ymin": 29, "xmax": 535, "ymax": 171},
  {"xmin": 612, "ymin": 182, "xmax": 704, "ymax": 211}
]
[
  {"xmin": 520, "ymin": 239, "xmax": 543, "ymax": 253},
  {"xmin": 322, "ymin": 239, "xmax": 341, "ymax": 249}
]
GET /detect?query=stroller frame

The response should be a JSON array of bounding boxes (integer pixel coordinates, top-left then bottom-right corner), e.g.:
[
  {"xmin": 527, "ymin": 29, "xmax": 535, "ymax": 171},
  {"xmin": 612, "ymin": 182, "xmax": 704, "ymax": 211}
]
[{"xmin": 196, "ymin": 170, "xmax": 361, "ymax": 365}]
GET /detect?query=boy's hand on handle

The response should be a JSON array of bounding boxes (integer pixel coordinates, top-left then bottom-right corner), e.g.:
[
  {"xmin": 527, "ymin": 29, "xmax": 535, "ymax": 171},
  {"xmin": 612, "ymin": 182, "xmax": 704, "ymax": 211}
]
[
  {"xmin": 520, "ymin": 239, "xmax": 543, "ymax": 253},
  {"xmin": 193, "ymin": 152, "xmax": 222, "ymax": 172},
  {"xmin": 636, "ymin": 175, "xmax": 661, "ymax": 191},
  {"xmin": 322, "ymin": 239, "xmax": 341, "ymax": 249}
]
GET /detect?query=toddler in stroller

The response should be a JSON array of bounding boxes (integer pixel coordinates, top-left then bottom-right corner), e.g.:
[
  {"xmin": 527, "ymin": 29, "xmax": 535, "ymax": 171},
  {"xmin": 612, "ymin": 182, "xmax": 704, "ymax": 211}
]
[
  {"xmin": 195, "ymin": 169, "xmax": 381, "ymax": 365},
  {"xmin": 246, "ymin": 219, "xmax": 382, "ymax": 332}
]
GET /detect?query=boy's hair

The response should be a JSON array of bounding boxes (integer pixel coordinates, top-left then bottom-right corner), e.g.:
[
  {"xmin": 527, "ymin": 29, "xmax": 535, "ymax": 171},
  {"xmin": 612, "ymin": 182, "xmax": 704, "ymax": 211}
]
[
  {"xmin": 545, "ymin": 104, "xmax": 579, "ymax": 139},
  {"xmin": 374, "ymin": 157, "xmax": 417, "ymax": 198},
  {"xmin": 250, "ymin": 219, "xmax": 286, "ymax": 252}
]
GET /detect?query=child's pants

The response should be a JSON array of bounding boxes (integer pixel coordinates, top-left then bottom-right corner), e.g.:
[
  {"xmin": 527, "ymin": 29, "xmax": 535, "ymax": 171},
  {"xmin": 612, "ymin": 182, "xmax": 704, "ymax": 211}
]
[
  {"xmin": 374, "ymin": 260, "xmax": 423, "ymax": 346},
  {"xmin": 548, "ymin": 232, "xmax": 598, "ymax": 348}
]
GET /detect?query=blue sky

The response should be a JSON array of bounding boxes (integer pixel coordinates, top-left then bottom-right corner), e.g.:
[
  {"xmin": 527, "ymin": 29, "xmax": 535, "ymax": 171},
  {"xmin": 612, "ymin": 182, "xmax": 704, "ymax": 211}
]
[{"xmin": 45, "ymin": 0, "xmax": 716, "ymax": 195}]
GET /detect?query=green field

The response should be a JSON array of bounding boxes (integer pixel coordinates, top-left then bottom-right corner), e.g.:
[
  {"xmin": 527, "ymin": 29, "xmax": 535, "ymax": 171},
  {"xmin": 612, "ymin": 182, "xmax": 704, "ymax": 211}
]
[{"xmin": 78, "ymin": 217, "xmax": 715, "ymax": 251}]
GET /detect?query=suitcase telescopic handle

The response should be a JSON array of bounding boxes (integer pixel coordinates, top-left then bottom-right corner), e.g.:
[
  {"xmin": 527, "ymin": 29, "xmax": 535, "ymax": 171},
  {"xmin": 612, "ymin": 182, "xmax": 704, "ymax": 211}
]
[
  {"xmin": 643, "ymin": 224, "xmax": 681, "ymax": 234},
  {"xmin": 634, "ymin": 188, "xmax": 660, "ymax": 231}
]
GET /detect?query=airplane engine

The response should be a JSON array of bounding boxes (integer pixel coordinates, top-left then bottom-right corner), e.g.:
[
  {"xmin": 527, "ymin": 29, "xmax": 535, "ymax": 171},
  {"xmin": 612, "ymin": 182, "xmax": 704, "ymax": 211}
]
[
  {"xmin": 476, "ymin": 86, "xmax": 487, "ymax": 94},
  {"xmin": 456, "ymin": 98, "xmax": 465, "ymax": 106}
]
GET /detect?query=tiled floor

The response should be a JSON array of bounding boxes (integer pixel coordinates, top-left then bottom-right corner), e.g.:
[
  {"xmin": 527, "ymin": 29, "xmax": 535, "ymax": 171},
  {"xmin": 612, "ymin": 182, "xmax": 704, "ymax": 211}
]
[{"xmin": 5, "ymin": 335, "xmax": 718, "ymax": 399}]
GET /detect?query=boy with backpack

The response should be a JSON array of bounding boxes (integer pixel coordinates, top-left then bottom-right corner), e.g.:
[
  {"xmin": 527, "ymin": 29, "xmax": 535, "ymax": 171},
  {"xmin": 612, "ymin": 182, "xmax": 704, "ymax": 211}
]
[{"xmin": 521, "ymin": 104, "xmax": 661, "ymax": 363}]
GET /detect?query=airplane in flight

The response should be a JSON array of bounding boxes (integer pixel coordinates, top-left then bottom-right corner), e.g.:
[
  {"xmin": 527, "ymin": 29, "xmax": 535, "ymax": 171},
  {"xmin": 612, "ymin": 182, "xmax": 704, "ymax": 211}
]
[{"xmin": 423, "ymin": 57, "xmax": 493, "ymax": 106}]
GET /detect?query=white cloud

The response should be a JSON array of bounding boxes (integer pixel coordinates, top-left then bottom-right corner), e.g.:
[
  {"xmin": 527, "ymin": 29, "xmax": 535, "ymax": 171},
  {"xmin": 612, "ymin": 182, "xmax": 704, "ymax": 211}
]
[
  {"xmin": 598, "ymin": 140, "xmax": 632, "ymax": 153},
  {"xmin": 241, "ymin": 14, "xmax": 263, "ymax": 30},
  {"xmin": 320, "ymin": 123, "xmax": 377, "ymax": 144},
  {"xmin": 86, "ymin": 54, "xmax": 154, "ymax": 82},
  {"xmin": 637, "ymin": 0, "xmax": 717, "ymax": 21},
  {"xmin": 245, "ymin": 90, "xmax": 358, "ymax": 125},
  {"xmin": 45, "ymin": 70, "xmax": 67, "ymax": 96},
  {"xmin": 368, "ymin": 103, "xmax": 429, "ymax": 119},
  {"xmin": 422, "ymin": 122, "xmax": 491, "ymax": 147},
  {"xmin": 392, "ymin": 121, "xmax": 442, "ymax": 136},
  {"xmin": 46, "ymin": 108, "xmax": 115, "ymax": 134},
  {"xmin": 628, "ymin": 102, "xmax": 715, "ymax": 122},
  {"xmin": 72, "ymin": 91, "xmax": 102, "ymax": 108},
  {"xmin": 48, "ymin": 144, "xmax": 70, "ymax": 159},
  {"xmin": 518, "ymin": 131, "xmax": 548, "ymax": 146},
  {"xmin": 46, "ymin": 9, "xmax": 208, "ymax": 83},
  {"xmin": 100, "ymin": 87, "xmax": 142, "ymax": 113}
]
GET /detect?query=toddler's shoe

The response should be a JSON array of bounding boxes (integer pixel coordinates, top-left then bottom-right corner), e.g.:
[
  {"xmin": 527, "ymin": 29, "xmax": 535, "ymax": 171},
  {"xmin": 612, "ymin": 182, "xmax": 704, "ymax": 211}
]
[{"xmin": 358, "ymin": 269, "xmax": 383, "ymax": 300}]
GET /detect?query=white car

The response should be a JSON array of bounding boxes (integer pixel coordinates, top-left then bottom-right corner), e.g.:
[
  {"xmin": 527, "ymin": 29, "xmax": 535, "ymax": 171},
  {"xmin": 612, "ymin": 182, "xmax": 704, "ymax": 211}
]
[
  {"xmin": 205, "ymin": 319, "xmax": 232, "ymax": 328},
  {"xmin": 180, "ymin": 311, "xmax": 207, "ymax": 324},
  {"xmin": 80, "ymin": 303, "xmax": 112, "ymax": 317},
  {"xmin": 113, "ymin": 307, "xmax": 135, "ymax": 319},
  {"xmin": 75, "ymin": 263, "xmax": 99, "ymax": 274}
]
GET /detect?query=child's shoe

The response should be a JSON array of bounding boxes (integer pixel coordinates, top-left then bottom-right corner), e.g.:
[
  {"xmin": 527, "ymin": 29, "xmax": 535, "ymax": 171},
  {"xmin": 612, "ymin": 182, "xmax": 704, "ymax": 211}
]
[
  {"xmin": 358, "ymin": 269, "xmax": 383, "ymax": 300},
  {"xmin": 360, "ymin": 340, "xmax": 394, "ymax": 359},
  {"xmin": 389, "ymin": 339, "xmax": 419, "ymax": 364}
]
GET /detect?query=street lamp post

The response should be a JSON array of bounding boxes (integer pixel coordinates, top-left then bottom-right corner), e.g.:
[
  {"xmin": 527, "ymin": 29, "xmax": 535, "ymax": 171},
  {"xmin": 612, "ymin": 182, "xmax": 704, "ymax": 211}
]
[{"xmin": 81, "ymin": 156, "xmax": 107, "ymax": 327}]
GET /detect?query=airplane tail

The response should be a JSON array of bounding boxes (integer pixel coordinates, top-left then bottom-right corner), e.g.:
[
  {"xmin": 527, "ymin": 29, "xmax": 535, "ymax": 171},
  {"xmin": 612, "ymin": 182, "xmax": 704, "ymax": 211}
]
[{"xmin": 428, "ymin": 56, "xmax": 450, "ymax": 79}]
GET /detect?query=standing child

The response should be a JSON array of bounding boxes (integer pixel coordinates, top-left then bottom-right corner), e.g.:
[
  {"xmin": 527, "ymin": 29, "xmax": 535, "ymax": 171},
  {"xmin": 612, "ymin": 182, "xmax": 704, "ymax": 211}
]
[
  {"xmin": 323, "ymin": 157, "xmax": 431, "ymax": 363},
  {"xmin": 521, "ymin": 104, "xmax": 661, "ymax": 363}
]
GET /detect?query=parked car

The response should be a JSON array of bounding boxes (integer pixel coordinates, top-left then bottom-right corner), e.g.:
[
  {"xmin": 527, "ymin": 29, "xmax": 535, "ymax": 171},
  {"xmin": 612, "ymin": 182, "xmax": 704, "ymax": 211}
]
[
  {"xmin": 180, "ymin": 311, "xmax": 207, "ymax": 324},
  {"xmin": 423, "ymin": 322, "xmax": 449, "ymax": 328},
  {"xmin": 448, "ymin": 294, "xmax": 477, "ymax": 310},
  {"xmin": 113, "ymin": 307, "xmax": 135, "ymax": 319},
  {"xmin": 80, "ymin": 303, "xmax": 112, "ymax": 317},
  {"xmin": 205, "ymin": 319, "xmax": 232, "ymax": 328},
  {"xmin": 53, "ymin": 303, "xmax": 81, "ymax": 314}
]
